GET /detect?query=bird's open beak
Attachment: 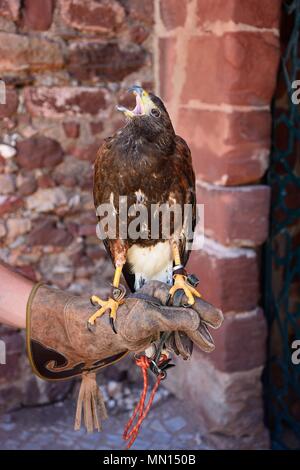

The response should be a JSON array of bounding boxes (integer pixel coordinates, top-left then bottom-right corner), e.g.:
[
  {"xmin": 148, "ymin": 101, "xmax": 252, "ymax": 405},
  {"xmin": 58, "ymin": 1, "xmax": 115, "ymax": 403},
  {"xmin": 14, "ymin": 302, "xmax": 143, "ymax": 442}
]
[{"xmin": 116, "ymin": 86, "xmax": 154, "ymax": 118}]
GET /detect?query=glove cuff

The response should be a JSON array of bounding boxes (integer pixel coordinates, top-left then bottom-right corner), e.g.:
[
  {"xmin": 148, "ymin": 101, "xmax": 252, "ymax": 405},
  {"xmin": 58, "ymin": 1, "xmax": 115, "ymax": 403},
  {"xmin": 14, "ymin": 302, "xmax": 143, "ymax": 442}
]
[{"xmin": 26, "ymin": 282, "xmax": 127, "ymax": 382}]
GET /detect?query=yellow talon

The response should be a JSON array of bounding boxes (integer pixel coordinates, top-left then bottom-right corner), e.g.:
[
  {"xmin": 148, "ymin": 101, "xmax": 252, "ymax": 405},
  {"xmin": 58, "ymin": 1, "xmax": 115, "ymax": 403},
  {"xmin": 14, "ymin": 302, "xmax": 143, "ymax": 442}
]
[
  {"xmin": 88, "ymin": 265, "xmax": 126, "ymax": 333},
  {"xmin": 88, "ymin": 296, "xmax": 123, "ymax": 331},
  {"xmin": 90, "ymin": 295, "xmax": 103, "ymax": 306},
  {"xmin": 169, "ymin": 274, "xmax": 202, "ymax": 306}
]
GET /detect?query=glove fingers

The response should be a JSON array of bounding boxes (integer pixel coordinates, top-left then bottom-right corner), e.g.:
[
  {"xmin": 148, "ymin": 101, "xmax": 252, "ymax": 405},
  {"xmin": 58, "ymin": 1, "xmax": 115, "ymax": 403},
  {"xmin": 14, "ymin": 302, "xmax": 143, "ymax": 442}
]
[
  {"xmin": 154, "ymin": 305, "xmax": 200, "ymax": 332},
  {"xmin": 132, "ymin": 281, "xmax": 223, "ymax": 330},
  {"xmin": 174, "ymin": 331, "xmax": 193, "ymax": 359},
  {"xmin": 187, "ymin": 321, "xmax": 215, "ymax": 353},
  {"xmin": 167, "ymin": 290, "xmax": 193, "ymax": 359},
  {"xmin": 192, "ymin": 298, "xmax": 223, "ymax": 329},
  {"xmin": 151, "ymin": 304, "xmax": 214, "ymax": 355},
  {"xmin": 165, "ymin": 332, "xmax": 180, "ymax": 356}
]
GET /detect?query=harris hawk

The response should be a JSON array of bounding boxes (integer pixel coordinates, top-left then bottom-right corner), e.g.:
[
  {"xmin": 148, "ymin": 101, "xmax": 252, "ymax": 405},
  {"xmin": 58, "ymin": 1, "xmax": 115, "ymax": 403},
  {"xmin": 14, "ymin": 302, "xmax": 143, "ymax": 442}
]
[{"xmin": 88, "ymin": 86, "xmax": 201, "ymax": 335}]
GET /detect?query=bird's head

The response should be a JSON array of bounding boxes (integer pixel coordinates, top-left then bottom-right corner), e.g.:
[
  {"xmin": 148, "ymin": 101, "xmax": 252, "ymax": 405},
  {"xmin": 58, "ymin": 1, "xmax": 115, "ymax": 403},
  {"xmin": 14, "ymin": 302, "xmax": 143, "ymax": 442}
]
[{"xmin": 116, "ymin": 86, "xmax": 175, "ymax": 140}]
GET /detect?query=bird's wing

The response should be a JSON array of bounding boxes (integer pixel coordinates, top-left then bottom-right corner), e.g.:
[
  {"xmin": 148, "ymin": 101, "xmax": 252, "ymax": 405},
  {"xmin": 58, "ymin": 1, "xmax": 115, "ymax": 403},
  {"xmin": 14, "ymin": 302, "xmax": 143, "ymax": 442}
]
[
  {"xmin": 94, "ymin": 138, "xmax": 136, "ymax": 291},
  {"xmin": 121, "ymin": 135, "xmax": 196, "ymax": 291},
  {"xmin": 93, "ymin": 137, "xmax": 112, "ymax": 209},
  {"xmin": 93, "ymin": 136, "xmax": 196, "ymax": 293},
  {"xmin": 172, "ymin": 135, "xmax": 196, "ymax": 268}
]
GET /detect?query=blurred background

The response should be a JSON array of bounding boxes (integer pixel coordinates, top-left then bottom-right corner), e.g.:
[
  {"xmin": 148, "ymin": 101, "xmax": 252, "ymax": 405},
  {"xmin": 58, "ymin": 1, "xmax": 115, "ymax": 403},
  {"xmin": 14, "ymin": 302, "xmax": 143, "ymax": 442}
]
[{"xmin": 0, "ymin": 0, "xmax": 299, "ymax": 450}]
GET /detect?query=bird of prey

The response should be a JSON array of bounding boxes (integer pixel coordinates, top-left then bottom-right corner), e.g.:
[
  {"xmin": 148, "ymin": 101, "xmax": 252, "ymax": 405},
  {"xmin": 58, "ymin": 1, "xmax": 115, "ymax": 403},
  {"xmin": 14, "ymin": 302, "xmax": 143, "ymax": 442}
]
[{"xmin": 88, "ymin": 86, "xmax": 200, "ymax": 332}]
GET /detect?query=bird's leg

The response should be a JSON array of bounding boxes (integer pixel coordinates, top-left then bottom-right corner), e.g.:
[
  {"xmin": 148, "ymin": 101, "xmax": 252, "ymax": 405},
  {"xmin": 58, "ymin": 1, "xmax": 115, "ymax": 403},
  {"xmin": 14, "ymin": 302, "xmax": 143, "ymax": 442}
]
[
  {"xmin": 88, "ymin": 264, "xmax": 126, "ymax": 333},
  {"xmin": 168, "ymin": 242, "xmax": 202, "ymax": 306}
]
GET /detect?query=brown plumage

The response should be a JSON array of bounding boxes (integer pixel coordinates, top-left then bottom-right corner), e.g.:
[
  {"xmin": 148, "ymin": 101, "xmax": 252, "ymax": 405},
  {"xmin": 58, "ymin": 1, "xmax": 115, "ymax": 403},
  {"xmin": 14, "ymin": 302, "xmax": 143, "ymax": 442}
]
[{"xmin": 89, "ymin": 86, "xmax": 199, "ymax": 331}]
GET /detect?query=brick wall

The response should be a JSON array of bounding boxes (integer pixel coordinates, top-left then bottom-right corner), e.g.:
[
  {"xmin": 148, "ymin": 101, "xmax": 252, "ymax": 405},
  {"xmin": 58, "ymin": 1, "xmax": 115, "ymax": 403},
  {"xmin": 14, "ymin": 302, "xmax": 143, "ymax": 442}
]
[
  {"xmin": 0, "ymin": 0, "xmax": 284, "ymax": 450},
  {"xmin": 155, "ymin": 0, "xmax": 282, "ymax": 449},
  {"xmin": 0, "ymin": 0, "xmax": 153, "ymax": 411}
]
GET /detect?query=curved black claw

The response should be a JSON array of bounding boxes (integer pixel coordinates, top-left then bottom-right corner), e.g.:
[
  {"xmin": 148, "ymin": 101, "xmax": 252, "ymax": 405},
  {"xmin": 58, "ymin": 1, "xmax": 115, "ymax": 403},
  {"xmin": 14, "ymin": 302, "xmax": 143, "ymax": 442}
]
[
  {"xmin": 109, "ymin": 316, "xmax": 117, "ymax": 334},
  {"xmin": 87, "ymin": 321, "xmax": 96, "ymax": 333},
  {"xmin": 167, "ymin": 289, "xmax": 186, "ymax": 307},
  {"xmin": 161, "ymin": 363, "xmax": 176, "ymax": 372},
  {"xmin": 172, "ymin": 289, "xmax": 185, "ymax": 307},
  {"xmin": 186, "ymin": 273, "xmax": 199, "ymax": 288},
  {"xmin": 150, "ymin": 357, "xmax": 175, "ymax": 379}
]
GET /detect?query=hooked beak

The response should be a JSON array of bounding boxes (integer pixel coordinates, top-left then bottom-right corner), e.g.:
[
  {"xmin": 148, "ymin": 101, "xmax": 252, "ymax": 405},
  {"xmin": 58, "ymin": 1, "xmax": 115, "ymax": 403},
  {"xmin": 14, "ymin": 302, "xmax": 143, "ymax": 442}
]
[{"xmin": 116, "ymin": 86, "xmax": 154, "ymax": 118}]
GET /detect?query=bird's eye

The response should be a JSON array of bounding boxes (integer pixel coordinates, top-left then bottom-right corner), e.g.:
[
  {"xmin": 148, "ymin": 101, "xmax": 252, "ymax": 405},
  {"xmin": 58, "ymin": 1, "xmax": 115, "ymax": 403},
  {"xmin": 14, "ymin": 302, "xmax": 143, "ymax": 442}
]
[{"xmin": 150, "ymin": 108, "xmax": 161, "ymax": 118}]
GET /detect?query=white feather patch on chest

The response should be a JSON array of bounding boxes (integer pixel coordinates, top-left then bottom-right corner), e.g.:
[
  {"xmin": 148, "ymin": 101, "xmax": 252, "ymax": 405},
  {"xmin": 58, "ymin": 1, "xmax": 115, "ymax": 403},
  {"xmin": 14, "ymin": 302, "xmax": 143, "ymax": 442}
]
[{"xmin": 127, "ymin": 241, "xmax": 173, "ymax": 289}]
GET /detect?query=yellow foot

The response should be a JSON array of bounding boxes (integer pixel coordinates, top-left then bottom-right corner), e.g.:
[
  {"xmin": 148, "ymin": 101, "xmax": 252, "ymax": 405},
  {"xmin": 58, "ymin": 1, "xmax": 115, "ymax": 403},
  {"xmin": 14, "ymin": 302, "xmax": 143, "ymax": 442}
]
[
  {"xmin": 88, "ymin": 295, "xmax": 124, "ymax": 333},
  {"xmin": 169, "ymin": 274, "xmax": 202, "ymax": 306}
]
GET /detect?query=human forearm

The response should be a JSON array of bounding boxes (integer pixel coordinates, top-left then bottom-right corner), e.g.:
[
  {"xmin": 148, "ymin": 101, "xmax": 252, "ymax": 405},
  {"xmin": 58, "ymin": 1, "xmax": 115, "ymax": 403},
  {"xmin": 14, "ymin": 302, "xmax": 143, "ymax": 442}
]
[
  {"xmin": 26, "ymin": 280, "xmax": 223, "ymax": 381},
  {"xmin": 0, "ymin": 263, "xmax": 34, "ymax": 329}
]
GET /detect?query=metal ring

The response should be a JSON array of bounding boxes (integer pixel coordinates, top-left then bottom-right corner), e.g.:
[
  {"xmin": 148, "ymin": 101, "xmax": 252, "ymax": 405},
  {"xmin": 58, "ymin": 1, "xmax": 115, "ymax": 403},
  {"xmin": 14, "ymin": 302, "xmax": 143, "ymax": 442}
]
[
  {"xmin": 173, "ymin": 264, "xmax": 184, "ymax": 272},
  {"xmin": 160, "ymin": 370, "xmax": 167, "ymax": 380}
]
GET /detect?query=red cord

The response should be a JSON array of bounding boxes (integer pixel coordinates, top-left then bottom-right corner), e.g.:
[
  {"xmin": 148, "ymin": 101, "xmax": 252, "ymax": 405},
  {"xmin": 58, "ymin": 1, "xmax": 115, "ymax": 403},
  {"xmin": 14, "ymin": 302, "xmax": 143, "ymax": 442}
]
[{"xmin": 123, "ymin": 355, "xmax": 164, "ymax": 449}]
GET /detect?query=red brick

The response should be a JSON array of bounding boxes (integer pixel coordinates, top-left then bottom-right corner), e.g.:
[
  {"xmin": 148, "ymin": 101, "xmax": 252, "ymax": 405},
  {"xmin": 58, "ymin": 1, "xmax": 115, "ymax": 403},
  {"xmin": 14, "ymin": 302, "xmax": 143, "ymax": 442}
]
[
  {"xmin": 60, "ymin": 0, "xmax": 125, "ymax": 34},
  {"xmin": 22, "ymin": 0, "xmax": 54, "ymax": 30},
  {"xmin": 24, "ymin": 87, "xmax": 109, "ymax": 118},
  {"xmin": 129, "ymin": 24, "xmax": 152, "ymax": 45},
  {"xmin": 86, "ymin": 244, "xmax": 107, "ymax": 261},
  {"xmin": 68, "ymin": 142, "xmax": 100, "ymax": 162},
  {"xmin": 187, "ymin": 240, "xmax": 259, "ymax": 313},
  {"xmin": 67, "ymin": 42, "xmax": 147, "ymax": 82},
  {"xmin": 90, "ymin": 121, "xmax": 104, "ymax": 135},
  {"xmin": 0, "ymin": 156, "xmax": 5, "ymax": 172},
  {"xmin": 181, "ymin": 33, "xmax": 280, "ymax": 106},
  {"xmin": 16, "ymin": 136, "xmax": 64, "ymax": 170},
  {"xmin": 0, "ymin": 0, "xmax": 20, "ymax": 21},
  {"xmin": 17, "ymin": 113, "xmax": 31, "ymax": 127},
  {"xmin": 159, "ymin": 37, "xmax": 177, "ymax": 104},
  {"xmin": 159, "ymin": 0, "xmax": 187, "ymax": 30},
  {"xmin": 53, "ymin": 156, "xmax": 93, "ymax": 189},
  {"xmin": 177, "ymin": 108, "xmax": 271, "ymax": 185},
  {"xmin": 166, "ymin": 351, "xmax": 269, "ymax": 449},
  {"xmin": 16, "ymin": 173, "xmax": 37, "ymax": 196},
  {"xmin": 124, "ymin": 0, "xmax": 154, "ymax": 25},
  {"xmin": 0, "ymin": 32, "xmax": 63, "ymax": 73},
  {"xmin": 28, "ymin": 218, "xmax": 73, "ymax": 247},
  {"xmin": 0, "ymin": 174, "xmax": 15, "ymax": 194},
  {"xmin": 197, "ymin": 181, "xmax": 270, "ymax": 246},
  {"xmin": 63, "ymin": 121, "xmax": 80, "ymax": 138},
  {"xmin": 0, "ymin": 353, "xmax": 22, "ymax": 384},
  {"xmin": 205, "ymin": 308, "xmax": 267, "ymax": 372},
  {"xmin": 0, "ymin": 385, "xmax": 23, "ymax": 413},
  {"xmin": 78, "ymin": 224, "xmax": 96, "ymax": 237},
  {"xmin": 37, "ymin": 174, "xmax": 55, "ymax": 189},
  {"xmin": 1, "ymin": 331, "xmax": 23, "ymax": 353},
  {"xmin": 196, "ymin": 0, "xmax": 281, "ymax": 29},
  {"xmin": 0, "ymin": 118, "xmax": 16, "ymax": 132},
  {"xmin": 0, "ymin": 88, "xmax": 18, "ymax": 118},
  {"xmin": 14, "ymin": 265, "xmax": 37, "ymax": 281},
  {"xmin": 0, "ymin": 196, "xmax": 23, "ymax": 216}
]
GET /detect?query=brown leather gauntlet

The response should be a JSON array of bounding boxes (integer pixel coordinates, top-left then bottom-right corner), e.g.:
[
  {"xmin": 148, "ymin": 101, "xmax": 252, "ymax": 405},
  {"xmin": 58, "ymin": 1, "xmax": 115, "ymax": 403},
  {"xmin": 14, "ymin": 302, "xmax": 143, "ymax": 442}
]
[
  {"xmin": 26, "ymin": 282, "xmax": 130, "ymax": 433},
  {"xmin": 26, "ymin": 283, "xmax": 128, "ymax": 382},
  {"xmin": 26, "ymin": 281, "xmax": 223, "ymax": 434}
]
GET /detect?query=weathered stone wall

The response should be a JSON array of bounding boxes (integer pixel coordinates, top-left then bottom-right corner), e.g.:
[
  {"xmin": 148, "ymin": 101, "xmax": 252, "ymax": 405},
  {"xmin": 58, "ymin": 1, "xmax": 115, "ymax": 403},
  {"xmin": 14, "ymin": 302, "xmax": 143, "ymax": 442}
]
[
  {"xmin": 0, "ymin": 0, "xmax": 285, "ymax": 451},
  {"xmin": 155, "ymin": 0, "xmax": 282, "ymax": 449},
  {"xmin": 0, "ymin": 0, "xmax": 153, "ymax": 410}
]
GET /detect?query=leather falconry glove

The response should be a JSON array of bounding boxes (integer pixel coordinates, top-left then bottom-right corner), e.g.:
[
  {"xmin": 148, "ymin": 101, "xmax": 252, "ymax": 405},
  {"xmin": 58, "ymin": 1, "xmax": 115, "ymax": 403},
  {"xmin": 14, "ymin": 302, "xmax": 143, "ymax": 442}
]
[{"xmin": 26, "ymin": 280, "xmax": 223, "ymax": 434}]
